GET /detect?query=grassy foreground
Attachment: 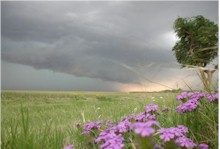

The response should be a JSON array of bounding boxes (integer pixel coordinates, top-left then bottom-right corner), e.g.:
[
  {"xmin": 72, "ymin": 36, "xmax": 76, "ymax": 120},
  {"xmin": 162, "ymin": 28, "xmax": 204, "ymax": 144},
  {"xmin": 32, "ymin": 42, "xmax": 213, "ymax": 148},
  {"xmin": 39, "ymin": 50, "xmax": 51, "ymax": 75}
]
[{"xmin": 1, "ymin": 90, "xmax": 218, "ymax": 149}]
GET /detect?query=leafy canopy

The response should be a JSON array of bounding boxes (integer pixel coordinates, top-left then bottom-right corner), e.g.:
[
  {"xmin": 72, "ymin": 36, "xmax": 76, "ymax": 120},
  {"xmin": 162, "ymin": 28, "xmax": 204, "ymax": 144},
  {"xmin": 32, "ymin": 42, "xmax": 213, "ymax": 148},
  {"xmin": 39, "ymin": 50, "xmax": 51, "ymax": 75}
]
[{"xmin": 172, "ymin": 15, "xmax": 218, "ymax": 67}]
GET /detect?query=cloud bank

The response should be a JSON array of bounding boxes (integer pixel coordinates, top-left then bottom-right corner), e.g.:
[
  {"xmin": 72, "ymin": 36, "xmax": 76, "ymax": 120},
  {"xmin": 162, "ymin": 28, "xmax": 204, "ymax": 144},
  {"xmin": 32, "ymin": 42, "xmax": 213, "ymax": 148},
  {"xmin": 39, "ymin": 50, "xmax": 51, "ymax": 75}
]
[{"xmin": 1, "ymin": 1, "xmax": 218, "ymax": 91}]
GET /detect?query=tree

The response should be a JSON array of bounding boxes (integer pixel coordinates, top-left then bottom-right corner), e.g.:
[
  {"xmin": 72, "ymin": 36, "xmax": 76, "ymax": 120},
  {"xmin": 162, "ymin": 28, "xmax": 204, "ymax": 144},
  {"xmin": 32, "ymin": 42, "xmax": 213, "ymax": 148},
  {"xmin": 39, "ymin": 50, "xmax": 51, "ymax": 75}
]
[{"xmin": 172, "ymin": 15, "xmax": 218, "ymax": 91}]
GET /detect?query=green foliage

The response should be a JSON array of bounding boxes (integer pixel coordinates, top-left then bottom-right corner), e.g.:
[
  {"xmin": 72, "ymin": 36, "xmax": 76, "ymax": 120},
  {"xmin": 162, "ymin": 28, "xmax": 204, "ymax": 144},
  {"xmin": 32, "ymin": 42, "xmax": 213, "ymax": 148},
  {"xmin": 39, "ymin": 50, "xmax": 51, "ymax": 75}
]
[{"xmin": 172, "ymin": 15, "xmax": 218, "ymax": 67}]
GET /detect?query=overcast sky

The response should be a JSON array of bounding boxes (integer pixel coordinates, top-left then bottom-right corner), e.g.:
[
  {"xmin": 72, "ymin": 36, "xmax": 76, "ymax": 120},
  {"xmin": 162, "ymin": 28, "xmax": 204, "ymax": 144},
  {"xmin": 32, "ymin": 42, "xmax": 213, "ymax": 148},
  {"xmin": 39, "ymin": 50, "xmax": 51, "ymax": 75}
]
[{"xmin": 1, "ymin": 1, "xmax": 218, "ymax": 92}]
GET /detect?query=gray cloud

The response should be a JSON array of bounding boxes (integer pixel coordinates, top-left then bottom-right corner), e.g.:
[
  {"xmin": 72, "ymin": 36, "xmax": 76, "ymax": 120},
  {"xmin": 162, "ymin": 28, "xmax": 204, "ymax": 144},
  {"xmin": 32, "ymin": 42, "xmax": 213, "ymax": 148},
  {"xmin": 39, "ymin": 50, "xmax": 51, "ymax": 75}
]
[{"xmin": 1, "ymin": 1, "xmax": 218, "ymax": 88}]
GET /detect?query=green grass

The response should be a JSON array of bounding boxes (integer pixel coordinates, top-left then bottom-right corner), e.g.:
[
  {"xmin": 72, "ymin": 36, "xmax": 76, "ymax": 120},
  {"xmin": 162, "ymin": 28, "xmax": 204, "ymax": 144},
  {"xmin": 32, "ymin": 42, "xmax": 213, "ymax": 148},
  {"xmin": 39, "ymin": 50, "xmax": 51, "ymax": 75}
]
[
  {"xmin": 1, "ymin": 90, "xmax": 177, "ymax": 149},
  {"xmin": 1, "ymin": 90, "xmax": 218, "ymax": 149}
]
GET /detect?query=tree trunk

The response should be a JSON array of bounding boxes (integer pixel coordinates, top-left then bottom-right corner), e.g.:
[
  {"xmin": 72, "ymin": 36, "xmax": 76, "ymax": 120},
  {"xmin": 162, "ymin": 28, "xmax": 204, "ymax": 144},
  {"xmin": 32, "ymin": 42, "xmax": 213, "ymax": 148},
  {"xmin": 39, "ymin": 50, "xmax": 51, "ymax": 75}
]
[
  {"xmin": 204, "ymin": 69, "xmax": 216, "ymax": 90},
  {"xmin": 199, "ymin": 67, "xmax": 216, "ymax": 91}
]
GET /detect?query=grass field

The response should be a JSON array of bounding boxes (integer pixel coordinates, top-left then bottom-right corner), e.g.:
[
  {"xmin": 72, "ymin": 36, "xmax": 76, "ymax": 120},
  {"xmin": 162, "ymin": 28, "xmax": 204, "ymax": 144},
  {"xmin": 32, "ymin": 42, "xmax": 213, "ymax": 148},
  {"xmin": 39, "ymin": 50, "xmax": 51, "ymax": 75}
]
[{"xmin": 1, "ymin": 90, "xmax": 218, "ymax": 149}]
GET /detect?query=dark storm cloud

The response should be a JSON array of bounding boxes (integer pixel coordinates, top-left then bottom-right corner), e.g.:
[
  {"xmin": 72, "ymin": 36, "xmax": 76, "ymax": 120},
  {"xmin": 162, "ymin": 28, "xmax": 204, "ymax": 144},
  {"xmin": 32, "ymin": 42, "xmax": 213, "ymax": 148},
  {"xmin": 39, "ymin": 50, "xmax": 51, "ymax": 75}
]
[{"xmin": 2, "ymin": 1, "xmax": 218, "ymax": 84}]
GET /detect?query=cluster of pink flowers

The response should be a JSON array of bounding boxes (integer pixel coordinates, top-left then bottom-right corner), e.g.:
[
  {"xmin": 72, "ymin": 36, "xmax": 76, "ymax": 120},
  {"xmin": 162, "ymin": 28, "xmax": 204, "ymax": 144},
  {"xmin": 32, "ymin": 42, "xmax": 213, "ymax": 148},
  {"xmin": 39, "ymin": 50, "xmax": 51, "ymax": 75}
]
[
  {"xmin": 113, "ymin": 120, "xmax": 132, "ymax": 133},
  {"xmin": 95, "ymin": 129, "xmax": 124, "ymax": 149},
  {"xmin": 134, "ymin": 112, "xmax": 156, "ymax": 121},
  {"xmin": 199, "ymin": 143, "xmax": 209, "ymax": 149},
  {"xmin": 80, "ymin": 103, "xmax": 206, "ymax": 149},
  {"xmin": 134, "ymin": 104, "xmax": 158, "ymax": 122},
  {"xmin": 92, "ymin": 118, "xmax": 133, "ymax": 149},
  {"xmin": 176, "ymin": 98, "xmax": 200, "ymax": 114},
  {"xmin": 176, "ymin": 91, "xmax": 218, "ymax": 102},
  {"xmin": 157, "ymin": 125, "xmax": 199, "ymax": 148},
  {"xmin": 176, "ymin": 91, "xmax": 205, "ymax": 102},
  {"xmin": 145, "ymin": 104, "xmax": 158, "ymax": 113},
  {"xmin": 176, "ymin": 91, "xmax": 218, "ymax": 114},
  {"xmin": 83, "ymin": 120, "xmax": 103, "ymax": 134},
  {"xmin": 133, "ymin": 120, "xmax": 160, "ymax": 137},
  {"xmin": 90, "ymin": 105, "xmax": 159, "ymax": 149},
  {"xmin": 66, "ymin": 92, "xmax": 215, "ymax": 149},
  {"xmin": 176, "ymin": 91, "xmax": 188, "ymax": 101},
  {"xmin": 206, "ymin": 92, "xmax": 219, "ymax": 102},
  {"xmin": 158, "ymin": 125, "xmax": 189, "ymax": 142},
  {"xmin": 175, "ymin": 136, "xmax": 197, "ymax": 148}
]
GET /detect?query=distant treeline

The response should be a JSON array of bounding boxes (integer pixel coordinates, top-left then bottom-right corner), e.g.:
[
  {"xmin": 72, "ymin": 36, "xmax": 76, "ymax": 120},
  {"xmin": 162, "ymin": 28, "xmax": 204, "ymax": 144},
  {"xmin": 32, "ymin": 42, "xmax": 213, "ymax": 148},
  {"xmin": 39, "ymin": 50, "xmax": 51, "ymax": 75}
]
[{"xmin": 130, "ymin": 89, "xmax": 182, "ymax": 94}]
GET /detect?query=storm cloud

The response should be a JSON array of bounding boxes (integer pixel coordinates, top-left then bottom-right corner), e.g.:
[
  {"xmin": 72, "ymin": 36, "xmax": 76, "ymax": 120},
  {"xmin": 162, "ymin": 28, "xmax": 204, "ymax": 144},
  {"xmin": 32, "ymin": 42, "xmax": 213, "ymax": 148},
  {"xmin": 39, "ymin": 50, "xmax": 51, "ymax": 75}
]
[{"xmin": 1, "ymin": 1, "xmax": 218, "ymax": 91}]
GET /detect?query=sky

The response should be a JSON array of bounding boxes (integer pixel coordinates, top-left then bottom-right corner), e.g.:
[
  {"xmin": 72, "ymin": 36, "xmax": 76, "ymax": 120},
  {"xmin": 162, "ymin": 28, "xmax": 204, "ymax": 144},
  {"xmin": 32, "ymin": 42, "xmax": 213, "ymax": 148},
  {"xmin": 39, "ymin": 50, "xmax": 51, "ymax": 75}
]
[{"xmin": 1, "ymin": 1, "xmax": 219, "ymax": 92}]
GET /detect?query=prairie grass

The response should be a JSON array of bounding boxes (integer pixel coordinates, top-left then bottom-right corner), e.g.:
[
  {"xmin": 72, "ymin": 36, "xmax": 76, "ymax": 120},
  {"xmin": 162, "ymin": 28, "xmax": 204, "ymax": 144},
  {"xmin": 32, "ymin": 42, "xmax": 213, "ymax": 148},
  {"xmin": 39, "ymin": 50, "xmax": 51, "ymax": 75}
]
[{"xmin": 1, "ymin": 90, "xmax": 217, "ymax": 149}]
